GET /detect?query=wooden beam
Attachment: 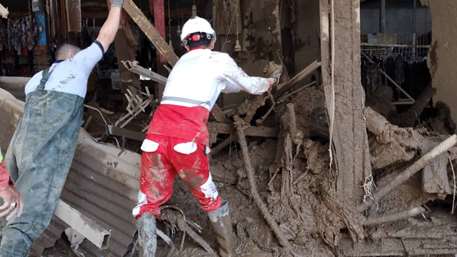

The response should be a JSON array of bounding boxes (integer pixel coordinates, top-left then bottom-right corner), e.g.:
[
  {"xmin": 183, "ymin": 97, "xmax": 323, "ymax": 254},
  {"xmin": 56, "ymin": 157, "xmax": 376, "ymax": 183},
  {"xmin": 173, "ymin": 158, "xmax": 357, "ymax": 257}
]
[
  {"xmin": 123, "ymin": 0, "xmax": 178, "ymax": 66},
  {"xmin": 276, "ymin": 60, "xmax": 321, "ymax": 93}
]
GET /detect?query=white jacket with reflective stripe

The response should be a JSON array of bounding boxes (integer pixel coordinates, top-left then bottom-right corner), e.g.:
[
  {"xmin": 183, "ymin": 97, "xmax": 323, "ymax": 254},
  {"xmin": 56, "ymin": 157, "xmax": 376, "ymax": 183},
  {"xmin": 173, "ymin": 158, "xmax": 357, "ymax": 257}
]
[{"xmin": 162, "ymin": 49, "xmax": 270, "ymax": 110}]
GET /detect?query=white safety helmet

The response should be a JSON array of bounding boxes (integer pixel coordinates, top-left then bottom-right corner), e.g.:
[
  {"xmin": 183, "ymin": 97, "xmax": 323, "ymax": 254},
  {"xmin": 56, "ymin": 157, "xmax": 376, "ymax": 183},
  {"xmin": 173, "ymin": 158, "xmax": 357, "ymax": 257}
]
[{"xmin": 180, "ymin": 16, "xmax": 216, "ymax": 42}]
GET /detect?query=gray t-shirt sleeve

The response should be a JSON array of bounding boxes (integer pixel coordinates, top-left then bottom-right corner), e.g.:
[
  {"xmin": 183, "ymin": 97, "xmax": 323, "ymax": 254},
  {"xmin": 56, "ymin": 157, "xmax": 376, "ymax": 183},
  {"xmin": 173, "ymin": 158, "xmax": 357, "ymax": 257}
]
[{"xmin": 71, "ymin": 41, "xmax": 104, "ymax": 76}]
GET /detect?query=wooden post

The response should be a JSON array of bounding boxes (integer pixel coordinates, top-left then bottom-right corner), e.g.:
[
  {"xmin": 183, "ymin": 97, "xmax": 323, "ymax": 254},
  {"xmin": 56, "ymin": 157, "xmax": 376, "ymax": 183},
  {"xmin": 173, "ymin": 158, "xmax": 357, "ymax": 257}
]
[{"xmin": 319, "ymin": 0, "xmax": 373, "ymax": 205}]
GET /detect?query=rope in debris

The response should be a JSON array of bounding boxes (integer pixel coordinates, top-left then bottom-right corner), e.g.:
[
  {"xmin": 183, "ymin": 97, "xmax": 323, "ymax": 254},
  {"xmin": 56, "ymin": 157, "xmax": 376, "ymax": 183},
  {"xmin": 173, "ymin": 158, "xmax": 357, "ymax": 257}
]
[{"xmin": 328, "ymin": 0, "xmax": 336, "ymax": 170}]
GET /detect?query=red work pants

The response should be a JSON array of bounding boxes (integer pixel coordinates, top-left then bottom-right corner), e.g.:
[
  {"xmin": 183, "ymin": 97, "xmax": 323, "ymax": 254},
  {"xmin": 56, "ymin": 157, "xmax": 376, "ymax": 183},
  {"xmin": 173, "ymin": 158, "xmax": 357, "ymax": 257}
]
[{"xmin": 133, "ymin": 135, "xmax": 222, "ymax": 218}]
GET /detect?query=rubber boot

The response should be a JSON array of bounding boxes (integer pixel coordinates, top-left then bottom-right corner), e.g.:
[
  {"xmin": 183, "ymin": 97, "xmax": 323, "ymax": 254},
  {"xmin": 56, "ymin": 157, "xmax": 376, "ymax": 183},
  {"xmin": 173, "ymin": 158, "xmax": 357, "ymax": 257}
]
[
  {"xmin": 208, "ymin": 201, "xmax": 235, "ymax": 257},
  {"xmin": 136, "ymin": 213, "xmax": 157, "ymax": 257}
]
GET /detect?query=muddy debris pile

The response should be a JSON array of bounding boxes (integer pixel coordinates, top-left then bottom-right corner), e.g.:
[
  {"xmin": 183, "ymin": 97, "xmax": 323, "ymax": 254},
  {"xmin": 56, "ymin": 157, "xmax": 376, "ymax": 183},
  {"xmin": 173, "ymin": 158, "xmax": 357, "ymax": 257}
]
[
  {"xmin": 78, "ymin": 60, "xmax": 457, "ymax": 257},
  {"xmin": 152, "ymin": 65, "xmax": 457, "ymax": 257}
]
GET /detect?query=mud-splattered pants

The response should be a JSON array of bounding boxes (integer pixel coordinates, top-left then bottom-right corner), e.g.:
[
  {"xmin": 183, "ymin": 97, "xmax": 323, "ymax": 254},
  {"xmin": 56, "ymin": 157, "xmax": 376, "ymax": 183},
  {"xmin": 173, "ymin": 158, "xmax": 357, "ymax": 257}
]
[
  {"xmin": 1, "ymin": 88, "xmax": 83, "ymax": 257},
  {"xmin": 133, "ymin": 135, "xmax": 222, "ymax": 218}
]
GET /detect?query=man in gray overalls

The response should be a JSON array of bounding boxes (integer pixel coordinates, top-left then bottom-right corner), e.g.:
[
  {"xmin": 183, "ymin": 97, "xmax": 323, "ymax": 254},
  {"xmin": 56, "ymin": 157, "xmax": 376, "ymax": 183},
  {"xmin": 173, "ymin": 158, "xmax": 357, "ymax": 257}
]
[{"xmin": 2, "ymin": 0, "xmax": 123, "ymax": 255}]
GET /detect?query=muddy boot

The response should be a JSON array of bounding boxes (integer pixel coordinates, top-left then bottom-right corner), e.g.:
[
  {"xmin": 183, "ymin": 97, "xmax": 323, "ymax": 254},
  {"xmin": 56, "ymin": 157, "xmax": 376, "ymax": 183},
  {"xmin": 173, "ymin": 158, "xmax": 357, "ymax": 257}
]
[
  {"xmin": 208, "ymin": 201, "xmax": 235, "ymax": 257},
  {"xmin": 136, "ymin": 213, "xmax": 157, "ymax": 257}
]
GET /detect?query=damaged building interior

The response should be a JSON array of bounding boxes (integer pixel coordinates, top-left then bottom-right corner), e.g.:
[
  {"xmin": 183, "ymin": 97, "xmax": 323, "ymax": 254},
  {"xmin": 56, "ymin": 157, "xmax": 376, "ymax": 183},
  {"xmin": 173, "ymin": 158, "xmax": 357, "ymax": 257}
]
[{"xmin": 1, "ymin": 0, "xmax": 457, "ymax": 256}]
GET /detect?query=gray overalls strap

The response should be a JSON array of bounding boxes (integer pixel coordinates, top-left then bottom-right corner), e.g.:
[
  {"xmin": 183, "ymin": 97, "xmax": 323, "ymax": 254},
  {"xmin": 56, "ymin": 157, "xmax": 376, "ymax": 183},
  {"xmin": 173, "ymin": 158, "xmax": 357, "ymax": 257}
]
[
  {"xmin": 1, "ymin": 65, "xmax": 85, "ymax": 257},
  {"xmin": 37, "ymin": 67, "xmax": 52, "ymax": 91}
]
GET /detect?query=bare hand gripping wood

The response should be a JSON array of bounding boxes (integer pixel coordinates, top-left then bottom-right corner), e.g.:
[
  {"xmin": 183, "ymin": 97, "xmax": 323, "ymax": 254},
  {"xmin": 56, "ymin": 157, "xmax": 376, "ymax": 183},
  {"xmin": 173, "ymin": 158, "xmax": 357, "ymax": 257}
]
[{"xmin": 122, "ymin": 0, "xmax": 178, "ymax": 66}]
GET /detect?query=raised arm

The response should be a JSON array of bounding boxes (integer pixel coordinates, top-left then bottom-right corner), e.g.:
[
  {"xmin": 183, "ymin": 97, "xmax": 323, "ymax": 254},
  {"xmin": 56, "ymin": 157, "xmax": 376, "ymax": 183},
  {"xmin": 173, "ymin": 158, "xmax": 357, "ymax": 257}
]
[{"xmin": 97, "ymin": 0, "xmax": 124, "ymax": 52}]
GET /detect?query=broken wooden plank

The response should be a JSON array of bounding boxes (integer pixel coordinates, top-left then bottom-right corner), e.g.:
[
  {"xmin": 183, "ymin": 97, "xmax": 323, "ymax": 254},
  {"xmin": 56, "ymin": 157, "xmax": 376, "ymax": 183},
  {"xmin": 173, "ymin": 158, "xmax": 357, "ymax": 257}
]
[
  {"xmin": 123, "ymin": 0, "xmax": 178, "ymax": 66},
  {"xmin": 358, "ymin": 135, "xmax": 457, "ymax": 212},
  {"xmin": 55, "ymin": 200, "xmax": 111, "ymax": 249},
  {"xmin": 276, "ymin": 61, "xmax": 321, "ymax": 93},
  {"xmin": 0, "ymin": 3, "xmax": 8, "ymax": 19}
]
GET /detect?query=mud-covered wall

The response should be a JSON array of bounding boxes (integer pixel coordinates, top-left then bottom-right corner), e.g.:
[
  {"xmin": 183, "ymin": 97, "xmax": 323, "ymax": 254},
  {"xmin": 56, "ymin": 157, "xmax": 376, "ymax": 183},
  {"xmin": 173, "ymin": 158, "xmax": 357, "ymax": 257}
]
[{"xmin": 429, "ymin": 1, "xmax": 457, "ymax": 126}]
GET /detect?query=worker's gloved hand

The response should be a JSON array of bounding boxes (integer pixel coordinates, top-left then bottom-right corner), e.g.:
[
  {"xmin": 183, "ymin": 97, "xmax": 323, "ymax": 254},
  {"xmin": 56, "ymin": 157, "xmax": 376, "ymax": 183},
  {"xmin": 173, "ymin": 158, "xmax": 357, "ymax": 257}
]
[{"xmin": 111, "ymin": 0, "xmax": 124, "ymax": 7}]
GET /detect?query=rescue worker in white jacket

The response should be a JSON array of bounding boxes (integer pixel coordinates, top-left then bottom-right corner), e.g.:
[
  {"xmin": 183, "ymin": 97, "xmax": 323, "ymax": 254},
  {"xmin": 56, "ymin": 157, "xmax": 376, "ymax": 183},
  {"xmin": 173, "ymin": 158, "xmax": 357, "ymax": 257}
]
[{"xmin": 133, "ymin": 16, "xmax": 276, "ymax": 257}]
